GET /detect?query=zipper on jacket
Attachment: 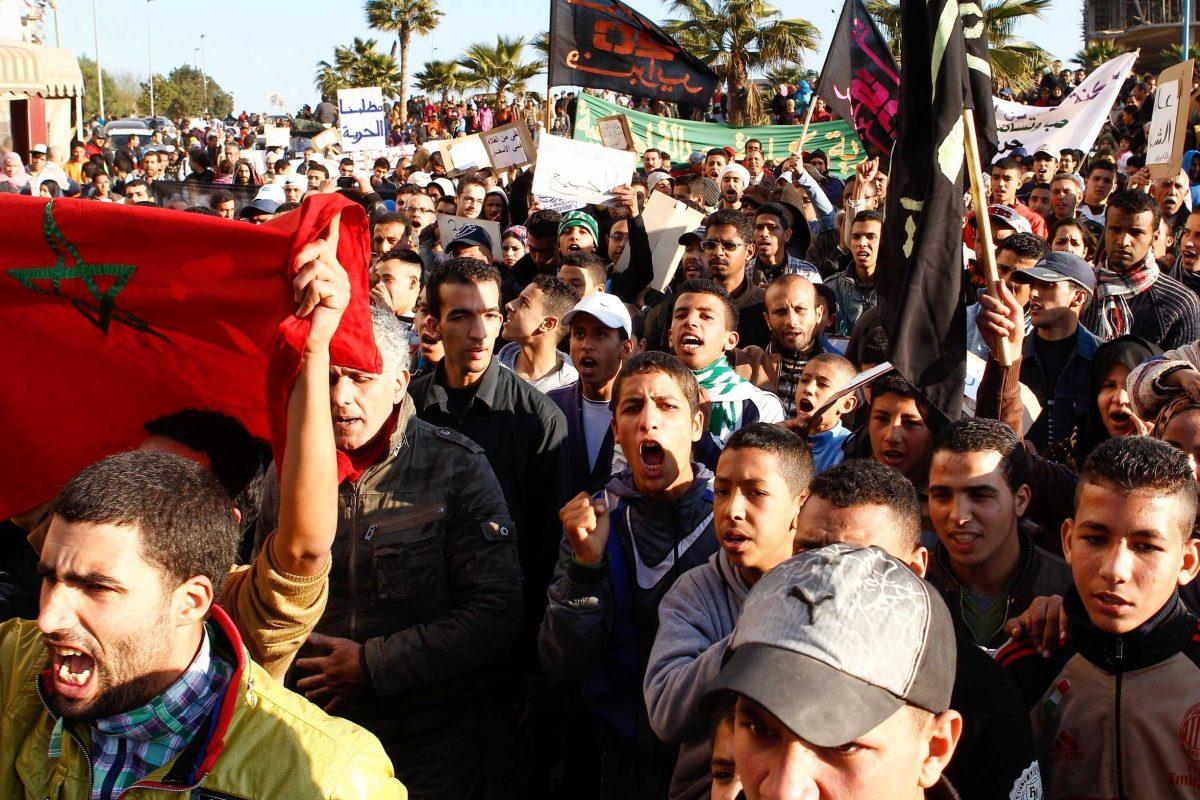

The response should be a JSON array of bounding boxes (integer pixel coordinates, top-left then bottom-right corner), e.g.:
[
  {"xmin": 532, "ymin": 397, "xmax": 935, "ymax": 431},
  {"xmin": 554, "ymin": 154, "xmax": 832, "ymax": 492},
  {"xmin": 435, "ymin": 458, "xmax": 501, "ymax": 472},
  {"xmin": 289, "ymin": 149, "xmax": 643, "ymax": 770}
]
[
  {"xmin": 1113, "ymin": 637, "xmax": 1125, "ymax": 800},
  {"xmin": 348, "ymin": 482, "xmax": 361, "ymax": 641},
  {"xmin": 37, "ymin": 684, "xmax": 94, "ymax": 791}
]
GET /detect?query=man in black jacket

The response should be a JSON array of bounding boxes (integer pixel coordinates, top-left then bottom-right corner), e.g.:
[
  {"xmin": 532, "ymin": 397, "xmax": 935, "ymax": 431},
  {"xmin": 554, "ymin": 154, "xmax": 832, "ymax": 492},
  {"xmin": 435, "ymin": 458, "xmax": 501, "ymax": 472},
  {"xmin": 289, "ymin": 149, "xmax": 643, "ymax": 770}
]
[{"xmin": 926, "ymin": 418, "xmax": 1073, "ymax": 650}]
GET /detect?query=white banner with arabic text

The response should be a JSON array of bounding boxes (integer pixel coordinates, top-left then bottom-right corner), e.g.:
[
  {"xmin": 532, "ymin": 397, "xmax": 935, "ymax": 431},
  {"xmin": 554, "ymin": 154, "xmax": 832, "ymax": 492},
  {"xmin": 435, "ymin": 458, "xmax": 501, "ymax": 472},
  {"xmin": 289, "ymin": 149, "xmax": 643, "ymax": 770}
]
[{"xmin": 992, "ymin": 52, "xmax": 1138, "ymax": 164}]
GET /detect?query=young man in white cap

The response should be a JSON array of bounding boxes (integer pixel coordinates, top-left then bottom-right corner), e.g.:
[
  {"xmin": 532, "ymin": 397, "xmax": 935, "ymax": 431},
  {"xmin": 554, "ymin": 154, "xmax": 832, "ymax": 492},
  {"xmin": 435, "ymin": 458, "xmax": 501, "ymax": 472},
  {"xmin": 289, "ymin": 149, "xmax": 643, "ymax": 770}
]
[
  {"xmin": 719, "ymin": 163, "xmax": 749, "ymax": 212},
  {"xmin": 547, "ymin": 292, "xmax": 636, "ymax": 495},
  {"xmin": 703, "ymin": 544, "xmax": 963, "ymax": 800}
]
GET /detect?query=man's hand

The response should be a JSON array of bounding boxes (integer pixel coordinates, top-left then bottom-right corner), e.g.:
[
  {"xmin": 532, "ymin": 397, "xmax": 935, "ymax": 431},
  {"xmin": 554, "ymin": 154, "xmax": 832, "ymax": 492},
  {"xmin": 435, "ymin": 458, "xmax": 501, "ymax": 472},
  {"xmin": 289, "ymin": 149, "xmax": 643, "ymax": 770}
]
[
  {"xmin": 610, "ymin": 184, "xmax": 639, "ymax": 217},
  {"xmin": 294, "ymin": 633, "xmax": 365, "ymax": 713},
  {"xmin": 1167, "ymin": 367, "xmax": 1200, "ymax": 403},
  {"xmin": 1005, "ymin": 594, "xmax": 1068, "ymax": 657},
  {"xmin": 292, "ymin": 217, "xmax": 349, "ymax": 347},
  {"xmin": 852, "ymin": 158, "xmax": 879, "ymax": 201},
  {"xmin": 976, "ymin": 280, "xmax": 1025, "ymax": 358},
  {"xmin": 1127, "ymin": 167, "xmax": 1153, "ymax": 192},
  {"xmin": 560, "ymin": 492, "xmax": 610, "ymax": 565}
]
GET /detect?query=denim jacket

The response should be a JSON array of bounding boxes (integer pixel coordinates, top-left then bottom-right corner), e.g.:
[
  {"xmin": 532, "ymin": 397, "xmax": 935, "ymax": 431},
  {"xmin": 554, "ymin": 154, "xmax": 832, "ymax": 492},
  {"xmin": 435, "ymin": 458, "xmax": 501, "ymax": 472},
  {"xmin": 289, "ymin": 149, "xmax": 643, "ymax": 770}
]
[{"xmin": 1020, "ymin": 325, "xmax": 1100, "ymax": 451}]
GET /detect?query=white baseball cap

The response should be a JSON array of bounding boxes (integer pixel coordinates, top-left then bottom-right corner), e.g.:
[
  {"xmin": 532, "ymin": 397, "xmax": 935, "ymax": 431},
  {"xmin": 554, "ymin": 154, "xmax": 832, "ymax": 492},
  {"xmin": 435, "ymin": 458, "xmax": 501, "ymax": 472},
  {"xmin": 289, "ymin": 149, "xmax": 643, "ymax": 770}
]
[{"xmin": 561, "ymin": 292, "xmax": 633, "ymax": 339}]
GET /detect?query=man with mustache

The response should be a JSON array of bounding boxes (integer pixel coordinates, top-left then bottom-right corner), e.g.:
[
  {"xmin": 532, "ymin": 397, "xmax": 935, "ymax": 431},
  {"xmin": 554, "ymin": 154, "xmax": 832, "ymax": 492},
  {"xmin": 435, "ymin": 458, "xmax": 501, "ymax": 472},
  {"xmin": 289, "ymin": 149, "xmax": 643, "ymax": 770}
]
[{"xmin": 1080, "ymin": 190, "xmax": 1200, "ymax": 350}]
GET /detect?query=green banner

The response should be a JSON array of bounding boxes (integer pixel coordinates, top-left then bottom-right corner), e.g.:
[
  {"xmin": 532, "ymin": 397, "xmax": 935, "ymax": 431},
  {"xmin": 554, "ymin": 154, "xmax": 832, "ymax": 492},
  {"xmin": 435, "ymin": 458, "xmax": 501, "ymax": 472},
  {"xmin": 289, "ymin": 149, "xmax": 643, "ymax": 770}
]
[{"xmin": 572, "ymin": 92, "xmax": 866, "ymax": 178}]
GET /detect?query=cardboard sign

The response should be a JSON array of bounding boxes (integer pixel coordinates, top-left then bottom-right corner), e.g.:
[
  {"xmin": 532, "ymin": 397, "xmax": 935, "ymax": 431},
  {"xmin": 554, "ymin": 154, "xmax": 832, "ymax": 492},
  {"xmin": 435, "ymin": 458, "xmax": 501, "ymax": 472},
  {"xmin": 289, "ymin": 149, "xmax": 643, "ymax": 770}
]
[
  {"xmin": 311, "ymin": 127, "xmax": 341, "ymax": 152},
  {"xmin": 597, "ymin": 114, "xmax": 635, "ymax": 151},
  {"xmin": 436, "ymin": 214, "xmax": 503, "ymax": 262},
  {"xmin": 963, "ymin": 352, "xmax": 1042, "ymax": 431},
  {"xmin": 483, "ymin": 122, "xmax": 536, "ymax": 170},
  {"xmin": 446, "ymin": 134, "xmax": 491, "ymax": 175},
  {"xmin": 616, "ymin": 191, "xmax": 705, "ymax": 291},
  {"xmin": 337, "ymin": 86, "xmax": 386, "ymax": 152},
  {"xmin": 1148, "ymin": 60, "xmax": 1194, "ymax": 181},
  {"xmin": 531, "ymin": 134, "xmax": 637, "ymax": 206}
]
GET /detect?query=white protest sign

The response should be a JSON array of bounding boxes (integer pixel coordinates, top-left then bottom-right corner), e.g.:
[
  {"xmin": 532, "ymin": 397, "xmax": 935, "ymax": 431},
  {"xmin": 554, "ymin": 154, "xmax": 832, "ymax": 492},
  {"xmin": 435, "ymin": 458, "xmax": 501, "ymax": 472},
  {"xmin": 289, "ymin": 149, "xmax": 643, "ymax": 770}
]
[
  {"xmin": 1146, "ymin": 80, "xmax": 1179, "ymax": 167},
  {"xmin": 533, "ymin": 194, "xmax": 584, "ymax": 213},
  {"xmin": 264, "ymin": 124, "xmax": 290, "ymax": 149},
  {"xmin": 447, "ymin": 134, "xmax": 490, "ymax": 174},
  {"xmin": 532, "ymin": 134, "xmax": 637, "ymax": 206},
  {"xmin": 337, "ymin": 86, "xmax": 386, "ymax": 152},
  {"xmin": 616, "ymin": 191, "xmax": 705, "ymax": 291},
  {"xmin": 597, "ymin": 114, "xmax": 635, "ymax": 151},
  {"xmin": 436, "ymin": 214, "xmax": 503, "ymax": 262},
  {"xmin": 992, "ymin": 52, "xmax": 1137, "ymax": 163},
  {"xmin": 962, "ymin": 352, "xmax": 1041, "ymax": 431},
  {"xmin": 483, "ymin": 122, "xmax": 536, "ymax": 170}
]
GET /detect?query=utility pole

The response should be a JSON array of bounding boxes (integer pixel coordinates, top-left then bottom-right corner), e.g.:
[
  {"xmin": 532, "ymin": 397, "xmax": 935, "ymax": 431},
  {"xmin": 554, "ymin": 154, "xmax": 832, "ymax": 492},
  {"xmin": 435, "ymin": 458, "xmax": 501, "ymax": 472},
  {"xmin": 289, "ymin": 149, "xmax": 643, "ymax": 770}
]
[
  {"xmin": 92, "ymin": 0, "xmax": 104, "ymax": 120},
  {"xmin": 200, "ymin": 34, "xmax": 209, "ymax": 116},
  {"xmin": 1185, "ymin": 0, "xmax": 1192, "ymax": 55},
  {"xmin": 146, "ymin": 0, "xmax": 155, "ymax": 119}
]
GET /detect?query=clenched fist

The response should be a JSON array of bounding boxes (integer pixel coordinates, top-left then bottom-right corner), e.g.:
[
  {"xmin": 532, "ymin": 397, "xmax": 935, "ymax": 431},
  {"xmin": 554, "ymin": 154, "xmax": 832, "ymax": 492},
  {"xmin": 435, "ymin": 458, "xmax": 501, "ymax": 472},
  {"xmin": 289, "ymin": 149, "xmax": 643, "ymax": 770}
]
[{"xmin": 559, "ymin": 491, "xmax": 611, "ymax": 565}]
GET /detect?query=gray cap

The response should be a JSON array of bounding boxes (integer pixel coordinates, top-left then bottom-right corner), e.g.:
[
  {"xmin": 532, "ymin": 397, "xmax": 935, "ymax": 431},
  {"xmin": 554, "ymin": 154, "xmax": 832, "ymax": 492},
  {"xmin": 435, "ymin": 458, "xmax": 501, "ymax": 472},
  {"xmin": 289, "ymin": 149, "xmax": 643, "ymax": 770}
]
[
  {"xmin": 705, "ymin": 544, "xmax": 956, "ymax": 747},
  {"xmin": 1013, "ymin": 251, "xmax": 1097, "ymax": 295},
  {"xmin": 678, "ymin": 226, "xmax": 705, "ymax": 246}
]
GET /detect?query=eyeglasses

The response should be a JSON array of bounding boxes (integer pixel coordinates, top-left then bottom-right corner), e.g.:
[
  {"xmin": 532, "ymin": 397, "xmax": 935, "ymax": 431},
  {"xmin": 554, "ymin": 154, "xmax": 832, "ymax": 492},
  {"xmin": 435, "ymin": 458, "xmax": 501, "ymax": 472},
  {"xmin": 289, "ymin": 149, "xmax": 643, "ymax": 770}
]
[
  {"xmin": 608, "ymin": 232, "xmax": 628, "ymax": 242},
  {"xmin": 700, "ymin": 239, "xmax": 745, "ymax": 252}
]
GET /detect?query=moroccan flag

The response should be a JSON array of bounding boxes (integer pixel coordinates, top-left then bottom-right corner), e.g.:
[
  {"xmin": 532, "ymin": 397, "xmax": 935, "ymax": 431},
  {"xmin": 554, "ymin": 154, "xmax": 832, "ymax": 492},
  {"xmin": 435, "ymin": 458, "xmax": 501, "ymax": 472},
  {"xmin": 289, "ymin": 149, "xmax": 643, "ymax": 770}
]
[
  {"xmin": 876, "ymin": 0, "xmax": 995, "ymax": 424},
  {"xmin": 548, "ymin": 0, "xmax": 719, "ymax": 106},
  {"xmin": 0, "ymin": 193, "xmax": 378, "ymax": 520},
  {"xmin": 816, "ymin": 0, "xmax": 900, "ymax": 161}
]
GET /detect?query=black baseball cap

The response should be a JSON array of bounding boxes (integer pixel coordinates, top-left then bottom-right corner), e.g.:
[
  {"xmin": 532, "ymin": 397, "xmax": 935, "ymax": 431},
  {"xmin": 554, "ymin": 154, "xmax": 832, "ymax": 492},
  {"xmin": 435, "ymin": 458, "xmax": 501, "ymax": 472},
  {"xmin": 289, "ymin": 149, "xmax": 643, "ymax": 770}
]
[{"xmin": 1012, "ymin": 251, "xmax": 1097, "ymax": 295}]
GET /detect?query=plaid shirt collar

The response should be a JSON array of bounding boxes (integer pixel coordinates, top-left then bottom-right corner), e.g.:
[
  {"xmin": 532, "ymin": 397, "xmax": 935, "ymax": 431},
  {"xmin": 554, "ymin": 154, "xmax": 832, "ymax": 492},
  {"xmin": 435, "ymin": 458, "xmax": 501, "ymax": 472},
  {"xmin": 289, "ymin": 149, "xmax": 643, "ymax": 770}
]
[{"xmin": 48, "ymin": 623, "xmax": 233, "ymax": 800}]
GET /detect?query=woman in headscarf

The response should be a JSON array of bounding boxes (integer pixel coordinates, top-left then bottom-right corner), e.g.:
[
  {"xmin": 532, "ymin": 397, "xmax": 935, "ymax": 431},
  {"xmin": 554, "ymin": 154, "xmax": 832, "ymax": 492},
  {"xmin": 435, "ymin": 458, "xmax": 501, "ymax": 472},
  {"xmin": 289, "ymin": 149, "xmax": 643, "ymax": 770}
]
[
  {"xmin": 0, "ymin": 152, "xmax": 29, "ymax": 189},
  {"xmin": 500, "ymin": 225, "xmax": 527, "ymax": 269},
  {"xmin": 483, "ymin": 187, "xmax": 510, "ymax": 228},
  {"xmin": 1046, "ymin": 335, "xmax": 1161, "ymax": 469},
  {"xmin": 37, "ymin": 179, "xmax": 63, "ymax": 199}
]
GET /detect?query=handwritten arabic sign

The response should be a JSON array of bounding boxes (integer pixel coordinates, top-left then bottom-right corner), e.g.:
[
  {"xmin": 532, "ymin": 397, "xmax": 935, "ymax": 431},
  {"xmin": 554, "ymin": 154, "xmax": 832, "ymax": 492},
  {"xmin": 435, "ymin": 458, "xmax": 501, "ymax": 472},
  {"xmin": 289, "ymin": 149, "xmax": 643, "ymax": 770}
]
[
  {"xmin": 548, "ymin": 0, "xmax": 719, "ymax": 105},
  {"xmin": 436, "ymin": 214, "xmax": 503, "ymax": 262},
  {"xmin": 573, "ymin": 92, "xmax": 865, "ymax": 177},
  {"xmin": 337, "ymin": 87, "xmax": 386, "ymax": 153},
  {"xmin": 992, "ymin": 52, "xmax": 1137, "ymax": 164},
  {"xmin": 1148, "ymin": 60, "xmax": 1194, "ymax": 181},
  {"xmin": 532, "ymin": 134, "xmax": 637, "ymax": 206},
  {"xmin": 483, "ymin": 122, "xmax": 536, "ymax": 170},
  {"xmin": 597, "ymin": 114, "xmax": 635, "ymax": 151}
]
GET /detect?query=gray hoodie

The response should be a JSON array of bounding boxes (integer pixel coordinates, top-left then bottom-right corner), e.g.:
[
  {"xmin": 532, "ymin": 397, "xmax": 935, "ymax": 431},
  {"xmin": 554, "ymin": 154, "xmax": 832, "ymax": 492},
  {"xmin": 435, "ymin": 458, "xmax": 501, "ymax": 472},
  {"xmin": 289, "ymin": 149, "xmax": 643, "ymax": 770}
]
[{"xmin": 644, "ymin": 548, "xmax": 751, "ymax": 800}]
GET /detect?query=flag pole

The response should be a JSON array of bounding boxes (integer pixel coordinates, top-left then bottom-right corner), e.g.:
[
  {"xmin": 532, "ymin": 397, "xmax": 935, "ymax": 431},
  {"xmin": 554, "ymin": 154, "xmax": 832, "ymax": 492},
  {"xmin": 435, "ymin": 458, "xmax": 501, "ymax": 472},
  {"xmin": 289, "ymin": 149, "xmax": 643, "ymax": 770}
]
[
  {"xmin": 962, "ymin": 107, "xmax": 1014, "ymax": 367},
  {"xmin": 796, "ymin": 99, "xmax": 816, "ymax": 164}
]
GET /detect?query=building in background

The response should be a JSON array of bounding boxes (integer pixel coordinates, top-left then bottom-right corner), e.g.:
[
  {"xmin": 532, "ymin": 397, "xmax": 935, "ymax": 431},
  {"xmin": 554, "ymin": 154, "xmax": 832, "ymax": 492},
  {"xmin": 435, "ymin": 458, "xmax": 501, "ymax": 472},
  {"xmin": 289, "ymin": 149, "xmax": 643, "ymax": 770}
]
[
  {"xmin": 0, "ymin": 0, "xmax": 82, "ymax": 156},
  {"xmin": 1085, "ymin": 0, "xmax": 1198, "ymax": 53}
]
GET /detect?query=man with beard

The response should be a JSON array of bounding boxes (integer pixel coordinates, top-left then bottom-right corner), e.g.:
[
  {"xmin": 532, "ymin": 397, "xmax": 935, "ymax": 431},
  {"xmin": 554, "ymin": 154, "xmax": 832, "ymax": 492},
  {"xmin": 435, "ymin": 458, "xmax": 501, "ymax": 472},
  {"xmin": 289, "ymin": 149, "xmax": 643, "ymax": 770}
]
[
  {"xmin": 0, "ymin": 253, "xmax": 404, "ymax": 798},
  {"xmin": 1081, "ymin": 190, "xmax": 1200, "ymax": 350},
  {"xmin": 692, "ymin": 209, "xmax": 771, "ymax": 349},
  {"xmin": 718, "ymin": 163, "xmax": 749, "ymax": 212},
  {"xmin": 734, "ymin": 274, "xmax": 827, "ymax": 417}
]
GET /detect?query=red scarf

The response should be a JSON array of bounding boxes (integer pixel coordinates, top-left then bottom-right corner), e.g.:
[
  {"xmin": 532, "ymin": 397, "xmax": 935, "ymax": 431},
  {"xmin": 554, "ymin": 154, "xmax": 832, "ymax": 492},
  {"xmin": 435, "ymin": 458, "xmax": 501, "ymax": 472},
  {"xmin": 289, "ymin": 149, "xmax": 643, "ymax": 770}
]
[{"xmin": 344, "ymin": 410, "xmax": 399, "ymax": 484}]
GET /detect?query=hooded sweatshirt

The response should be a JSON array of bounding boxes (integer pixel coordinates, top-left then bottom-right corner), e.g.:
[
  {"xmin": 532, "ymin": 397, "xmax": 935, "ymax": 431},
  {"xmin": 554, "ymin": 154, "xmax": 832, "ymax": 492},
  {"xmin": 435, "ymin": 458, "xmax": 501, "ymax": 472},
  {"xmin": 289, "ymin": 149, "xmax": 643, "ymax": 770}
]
[{"xmin": 644, "ymin": 548, "xmax": 751, "ymax": 800}]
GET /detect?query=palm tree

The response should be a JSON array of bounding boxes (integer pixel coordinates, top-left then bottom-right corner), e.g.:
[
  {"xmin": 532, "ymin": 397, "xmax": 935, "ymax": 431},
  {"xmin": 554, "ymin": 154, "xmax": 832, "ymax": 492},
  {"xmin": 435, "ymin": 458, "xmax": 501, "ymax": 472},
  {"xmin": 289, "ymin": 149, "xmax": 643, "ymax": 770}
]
[
  {"xmin": 364, "ymin": 0, "xmax": 443, "ymax": 122},
  {"xmin": 1149, "ymin": 43, "xmax": 1200, "ymax": 73},
  {"xmin": 457, "ymin": 35, "xmax": 545, "ymax": 108},
  {"xmin": 314, "ymin": 37, "xmax": 403, "ymax": 99},
  {"xmin": 663, "ymin": 0, "xmax": 819, "ymax": 126},
  {"xmin": 866, "ymin": 0, "xmax": 1051, "ymax": 91},
  {"xmin": 764, "ymin": 64, "xmax": 807, "ymax": 89},
  {"xmin": 414, "ymin": 59, "xmax": 463, "ymax": 104},
  {"xmin": 1073, "ymin": 39, "xmax": 1129, "ymax": 70}
]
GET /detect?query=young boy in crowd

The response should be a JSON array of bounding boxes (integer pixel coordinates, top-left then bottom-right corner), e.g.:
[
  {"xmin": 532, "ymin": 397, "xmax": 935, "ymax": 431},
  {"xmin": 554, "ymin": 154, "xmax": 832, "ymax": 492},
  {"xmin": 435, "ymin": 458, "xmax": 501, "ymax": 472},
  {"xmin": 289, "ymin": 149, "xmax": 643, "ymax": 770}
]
[
  {"xmin": 1000, "ymin": 436, "xmax": 1200, "ymax": 800},
  {"xmin": 791, "ymin": 352, "xmax": 857, "ymax": 472},
  {"xmin": 643, "ymin": 423, "xmax": 814, "ymax": 800},
  {"xmin": 668, "ymin": 279, "xmax": 784, "ymax": 461},
  {"xmin": 559, "ymin": 251, "xmax": 608, "ymax": 298},
  {"xmin": 707, "ymin": 697, "xmax": 741, "ymax": 800},
  {"xmin": 498, "ymin": 274, "xmax": 581, "ymax": 393},
  {"xmin": 540, "ymin": 351, "xmax": 719, "ymax": 800}
]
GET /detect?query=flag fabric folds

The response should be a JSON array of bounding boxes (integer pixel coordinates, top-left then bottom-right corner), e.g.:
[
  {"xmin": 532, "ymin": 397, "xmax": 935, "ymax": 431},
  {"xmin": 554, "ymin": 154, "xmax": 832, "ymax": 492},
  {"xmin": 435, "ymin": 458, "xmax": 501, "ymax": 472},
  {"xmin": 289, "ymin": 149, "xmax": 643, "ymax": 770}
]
[
  {"xmin": 548, "ymin": 0, "xmax": 719, "ymax": 106},
  {"xmin": 0, "ymin": 193, "xmax": 378, "ymax": 519},
  {"xmin": 876, "ymin": 0, "xmax": 996, "ymax": 425},
  {"xmin": 816, "ymin": 0, "xmax": 901, "ymax": 161}
]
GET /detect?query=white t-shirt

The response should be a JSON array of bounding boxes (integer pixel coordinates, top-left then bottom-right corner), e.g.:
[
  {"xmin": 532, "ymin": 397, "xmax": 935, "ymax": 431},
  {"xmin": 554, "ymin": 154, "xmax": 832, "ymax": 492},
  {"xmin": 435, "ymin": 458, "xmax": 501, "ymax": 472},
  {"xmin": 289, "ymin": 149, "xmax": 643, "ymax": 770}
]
[{"xmin": 582, "ymin": 396, "xmax": 613, "ymax": 471}]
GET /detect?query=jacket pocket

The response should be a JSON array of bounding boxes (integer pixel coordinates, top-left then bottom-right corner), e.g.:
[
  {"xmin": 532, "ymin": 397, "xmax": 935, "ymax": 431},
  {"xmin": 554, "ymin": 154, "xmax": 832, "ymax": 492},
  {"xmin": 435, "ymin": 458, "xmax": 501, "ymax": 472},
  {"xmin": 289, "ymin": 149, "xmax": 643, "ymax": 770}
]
[{"xmin": 373, "ymin": 535, "xmax": 445, "ymax": 602}]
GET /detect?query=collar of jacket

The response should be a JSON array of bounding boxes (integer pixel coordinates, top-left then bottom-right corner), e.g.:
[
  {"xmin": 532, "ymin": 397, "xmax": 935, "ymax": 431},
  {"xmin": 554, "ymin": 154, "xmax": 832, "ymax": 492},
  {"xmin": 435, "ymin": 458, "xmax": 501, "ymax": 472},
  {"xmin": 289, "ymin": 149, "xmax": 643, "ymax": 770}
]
[
  {"xmin": 932, "ymin": 527, "xmax": 1039, "ymax": 600},
  {"xmin": 1022, "ymin": 324, "xmax": 1100, "ymax": 361},
  {"xmin": 38, "ymin": 603, "xmax": 248, "ymax": 792},
  {"xmin": 605, "ymin": 462, "xmax": 714, "ymax": 503},
  {"xmin": 422, "ymin": 357, "xmax": 502, "ymax": 413},
  {"xmin": 1066, "ymin": 587, "xmax": 1198, "ymax": 672}
]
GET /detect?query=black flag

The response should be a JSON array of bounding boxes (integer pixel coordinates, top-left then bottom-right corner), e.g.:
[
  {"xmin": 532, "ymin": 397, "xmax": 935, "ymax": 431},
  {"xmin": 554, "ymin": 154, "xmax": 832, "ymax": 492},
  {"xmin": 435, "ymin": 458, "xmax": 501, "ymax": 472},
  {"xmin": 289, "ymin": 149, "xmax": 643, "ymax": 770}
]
[
  {"xmin": 548, "ymin": 0, "xmax": 719, "ymax": 106},
  {"xmin": 876, "ymin": 0, "xmax": 995, "ymax": 424},
  {"xmin": 816, "ymin": 0, "xmax": 901, "ymax": 160}
]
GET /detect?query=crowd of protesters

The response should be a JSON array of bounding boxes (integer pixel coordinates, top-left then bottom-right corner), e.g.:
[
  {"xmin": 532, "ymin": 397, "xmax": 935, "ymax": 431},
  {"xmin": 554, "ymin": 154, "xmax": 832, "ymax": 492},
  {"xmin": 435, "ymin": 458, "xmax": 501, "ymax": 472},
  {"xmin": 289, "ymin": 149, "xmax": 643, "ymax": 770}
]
[{"xmin": 6, "ymin": 52, "xmax": 1200, "ymax": 800}]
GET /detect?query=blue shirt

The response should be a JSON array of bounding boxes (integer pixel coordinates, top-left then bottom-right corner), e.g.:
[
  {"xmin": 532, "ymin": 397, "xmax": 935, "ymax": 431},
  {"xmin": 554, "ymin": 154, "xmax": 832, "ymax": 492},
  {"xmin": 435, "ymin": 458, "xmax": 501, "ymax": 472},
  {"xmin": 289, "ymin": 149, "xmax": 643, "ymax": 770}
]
[{"xmin": 809, "ymin": 423, "xmax": 851, "ymax": 473}]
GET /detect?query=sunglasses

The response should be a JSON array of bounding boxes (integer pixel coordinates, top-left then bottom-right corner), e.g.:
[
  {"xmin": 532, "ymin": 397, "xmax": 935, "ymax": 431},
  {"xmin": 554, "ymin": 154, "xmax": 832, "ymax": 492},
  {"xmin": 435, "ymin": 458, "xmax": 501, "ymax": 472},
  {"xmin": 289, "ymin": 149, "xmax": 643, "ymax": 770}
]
[{"xmin": 700, "ymin": 239, "xmax": 745, "ymax": 252}]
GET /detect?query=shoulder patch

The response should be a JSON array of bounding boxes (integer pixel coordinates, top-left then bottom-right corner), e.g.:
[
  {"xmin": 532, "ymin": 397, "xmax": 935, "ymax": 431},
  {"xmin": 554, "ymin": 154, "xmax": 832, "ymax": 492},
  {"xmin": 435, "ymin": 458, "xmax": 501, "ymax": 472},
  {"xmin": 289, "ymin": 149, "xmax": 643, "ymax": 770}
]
[{"xmin": 413, "ymin": 418, "xmax": 485, "ymax": 454}]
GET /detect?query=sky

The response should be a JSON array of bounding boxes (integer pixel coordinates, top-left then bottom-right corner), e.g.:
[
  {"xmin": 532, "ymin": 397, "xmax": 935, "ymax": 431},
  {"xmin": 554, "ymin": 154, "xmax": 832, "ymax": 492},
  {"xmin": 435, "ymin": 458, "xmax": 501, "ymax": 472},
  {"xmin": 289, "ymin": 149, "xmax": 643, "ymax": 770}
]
[{"xmin": 55, "ymin": 0, "xmax": 1088, "ymax": 114}]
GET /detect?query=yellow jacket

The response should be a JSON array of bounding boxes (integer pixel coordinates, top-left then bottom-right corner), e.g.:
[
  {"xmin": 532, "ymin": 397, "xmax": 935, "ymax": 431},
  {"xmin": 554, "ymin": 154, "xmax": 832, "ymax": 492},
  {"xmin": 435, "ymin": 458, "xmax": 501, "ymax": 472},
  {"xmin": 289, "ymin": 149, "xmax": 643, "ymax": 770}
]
[{"xmin": 0, "ymin": 606, "xmax": 406, "ymax": 800}]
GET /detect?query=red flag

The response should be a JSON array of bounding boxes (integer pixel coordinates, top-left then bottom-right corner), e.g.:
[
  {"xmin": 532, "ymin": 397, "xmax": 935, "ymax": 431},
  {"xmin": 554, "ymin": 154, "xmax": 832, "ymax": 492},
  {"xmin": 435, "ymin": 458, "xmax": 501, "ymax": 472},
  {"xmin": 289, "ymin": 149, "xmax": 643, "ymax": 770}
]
[{"xmin": 0, "ymin": 193, "xmax": 379, "ymax": 520}]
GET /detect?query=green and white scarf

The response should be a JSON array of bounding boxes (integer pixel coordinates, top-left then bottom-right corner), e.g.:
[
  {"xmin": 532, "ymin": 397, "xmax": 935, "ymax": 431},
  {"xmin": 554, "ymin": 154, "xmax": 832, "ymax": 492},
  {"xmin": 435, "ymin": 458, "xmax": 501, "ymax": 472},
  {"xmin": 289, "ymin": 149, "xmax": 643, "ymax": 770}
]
[{"xmin": 693, "ymin": 357, "xmax": 759, "ymax": 443}]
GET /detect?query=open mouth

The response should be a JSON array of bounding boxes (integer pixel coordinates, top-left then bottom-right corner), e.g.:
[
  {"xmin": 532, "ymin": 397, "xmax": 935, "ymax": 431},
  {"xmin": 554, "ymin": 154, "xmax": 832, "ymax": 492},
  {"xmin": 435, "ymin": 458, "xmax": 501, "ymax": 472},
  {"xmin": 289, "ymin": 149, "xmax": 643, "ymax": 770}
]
[
  {"xmin": 579, "ymin": 356, "xmax": 598, "ymax": 370},
  {"xmin": 879, "ymin": 448, "xmax": 906, "ymax": 468},
  {"xmin": 335, "ymin": 416, "xmax": 362, "ymax": 432},
  {"xmin": 797, "ymin": 397, "xmax": 815, "ymax": 413},
  {"xmin": 721, "ymin": 531, "xmax": 752, "ymax": 552},
  {"xmin": 1109, "ymin": 409, "xmax": 1132, "ymax": 425},
  {"xmin": 678, "ymin": 334, "xmax": 703, "ymax": 354},
  {"xmin": 639, "ymin": 440, "xmax": 666, "ymax": 476},
  {"xmin": 48, "ymin": 644, "xmax": 96, "ymax": 698},
  {"xmin": 568, "ymin": 244, "xmax": 582, "ymax": 252}
]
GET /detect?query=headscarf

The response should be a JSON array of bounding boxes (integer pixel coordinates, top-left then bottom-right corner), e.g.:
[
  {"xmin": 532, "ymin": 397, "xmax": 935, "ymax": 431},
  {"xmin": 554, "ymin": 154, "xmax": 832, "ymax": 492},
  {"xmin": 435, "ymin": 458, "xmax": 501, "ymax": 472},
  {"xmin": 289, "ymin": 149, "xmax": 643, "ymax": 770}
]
[
  {"xmin": 1, "ymin": 152, "xmax": 29, "ymax": 188},
  {"xmin": 485, "ymin": 186, "xmax": 510, "ymax": 227},
  {"xmin": 1153, "ymin": 393, "xmax": 1200, "ymax": 440},
  {"xmin": 1075, "ymin": 335, "xmax": 1161, "ymax": 464},
  {"xmin": 502, "ymin": 224, "xmax": 528, "ymax": 247}
]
